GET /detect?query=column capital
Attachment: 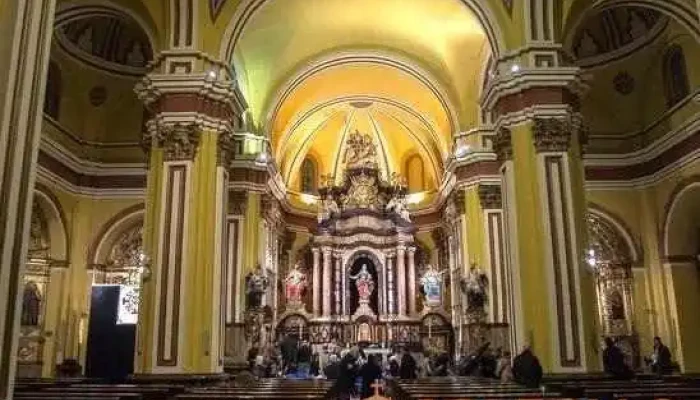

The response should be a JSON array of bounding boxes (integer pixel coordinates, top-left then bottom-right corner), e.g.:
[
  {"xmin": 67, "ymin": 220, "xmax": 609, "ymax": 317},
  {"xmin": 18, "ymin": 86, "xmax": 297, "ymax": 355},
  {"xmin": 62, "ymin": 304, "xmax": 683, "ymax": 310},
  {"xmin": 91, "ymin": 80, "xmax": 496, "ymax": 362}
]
[
  {"xmin": 228, "ymin": 190, "xmax": 248, "ymax": 215},
  {"xmin": 144, "ymin": 122, "xmax": 201, "ymax": 161},
  {"xmin": 478, "ymin": 184, "xmax": 503, "ymax": 210},
  {"xmin": 311, "ymin": 247, "xmax": 321, "ymax": 256},
  {"xmin": 493, "ymin": 127, "xmax": 513, "ymax": 163}
]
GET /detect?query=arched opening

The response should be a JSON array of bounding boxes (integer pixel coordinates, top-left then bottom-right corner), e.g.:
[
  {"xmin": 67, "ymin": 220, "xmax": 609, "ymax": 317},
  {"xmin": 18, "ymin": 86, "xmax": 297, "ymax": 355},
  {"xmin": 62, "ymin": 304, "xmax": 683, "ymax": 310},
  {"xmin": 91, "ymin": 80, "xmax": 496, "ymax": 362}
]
[
  {"xmin": 300, "ymin": 157, "xmax": 317, "ymax": 194},
  {"xmin": 16, "ymin": 187, "xmax": 69, "ymax": 378},
  {"xmin": 663, "ymin": 180, "xmax": 700, "ymax": 371},
  {"xmin": 586, "ymin": 209, "xmax": 639, "ymax": 367},
  {"xmin": 405, "ymin": 153, "xmax": 426, "ymax": 193},
  {"xmin": 85, "ymin": 205, "xmax": 145, "ymax": 381},
  {"xmin": 663, "ymin": 45, "xmax": 690, "ymax": 108}
]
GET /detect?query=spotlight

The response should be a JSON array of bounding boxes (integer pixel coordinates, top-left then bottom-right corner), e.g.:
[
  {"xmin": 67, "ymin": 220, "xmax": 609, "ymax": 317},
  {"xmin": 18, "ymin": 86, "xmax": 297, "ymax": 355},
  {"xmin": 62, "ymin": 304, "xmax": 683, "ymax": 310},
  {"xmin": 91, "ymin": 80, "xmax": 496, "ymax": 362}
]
[
  {"xmin": 510, "ymin": 64, "xmax": 521, "ymax": 73},
  {"xmin": 207, "ymin": 70, "xmax": 217, "ymax": 79}
]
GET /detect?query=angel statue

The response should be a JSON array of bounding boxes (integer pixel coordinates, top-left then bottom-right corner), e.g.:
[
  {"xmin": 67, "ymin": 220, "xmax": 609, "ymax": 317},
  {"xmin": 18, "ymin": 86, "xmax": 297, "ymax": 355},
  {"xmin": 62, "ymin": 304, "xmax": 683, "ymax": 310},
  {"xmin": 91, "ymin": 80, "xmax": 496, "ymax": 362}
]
[
  {"xmin": 318, "ymin": 194, "xmax": 340, "ymax": 223},
  {"xmin": 245, "ymin": 264, "xmax": 269, "ymax": 310},
  {"xmin": 350, "ymin": 264, "xmax": 375, "ymax": 303},
  {"xmin": 419, "ymin": 264, "xmax": 446, "ymax": 307},
  {"xmin": 386, "ymin": 195, "xmax": 411, "ymax": 222},
  {"xmin": 460, "ymin": 263, "xmax": 489, "ymax": 313},
  {"xmin": 285, "ymin": 262, "xmax": 307, "ymax": 306}
]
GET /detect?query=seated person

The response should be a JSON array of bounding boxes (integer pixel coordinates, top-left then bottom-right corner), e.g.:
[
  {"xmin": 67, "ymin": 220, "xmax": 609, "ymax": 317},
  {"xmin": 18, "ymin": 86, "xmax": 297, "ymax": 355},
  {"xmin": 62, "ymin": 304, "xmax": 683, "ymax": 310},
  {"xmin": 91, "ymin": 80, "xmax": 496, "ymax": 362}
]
[
  {"xmin": 602, "ymin": 337, "xmax": 633, "ymax": 380},
  {"xmin": 649, "ymin": 336, "xmax": 673, "ymax": 375},
  {"xmin": 512, "ymin": 345, "xmax": 543, "ymax": 389}
]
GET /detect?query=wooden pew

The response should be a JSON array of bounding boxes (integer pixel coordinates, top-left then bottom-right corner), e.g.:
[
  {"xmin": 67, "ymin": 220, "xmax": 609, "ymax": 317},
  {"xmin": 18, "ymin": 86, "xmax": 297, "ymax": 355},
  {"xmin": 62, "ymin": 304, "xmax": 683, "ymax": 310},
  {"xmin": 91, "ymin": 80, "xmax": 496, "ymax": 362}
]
[
  {"xmin": 177, "ymin": 378, "xmax": 332, "ymax": 400},
  {"xmin": 389, "ymin": 377, "xmax": 565, "ymax": 400}
]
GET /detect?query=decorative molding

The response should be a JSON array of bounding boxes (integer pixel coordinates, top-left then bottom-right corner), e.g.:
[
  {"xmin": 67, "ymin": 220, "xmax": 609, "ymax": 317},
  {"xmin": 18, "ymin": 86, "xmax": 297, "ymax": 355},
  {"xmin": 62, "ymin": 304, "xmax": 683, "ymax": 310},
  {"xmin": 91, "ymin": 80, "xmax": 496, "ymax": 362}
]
[
  {"xmin": 492, "ymin": 127, "xmax": 513, "ymax": 162},
  {"xmin": 478, "ymin": 184, "xmax": 502, "ymax": 210},
  {"xmin": 533, "ymin": 117, "xmax": 571, "ymax": 153},
  {"xmin": 210, "ymin": 0, "xmax": 227, "ymax": 21}
]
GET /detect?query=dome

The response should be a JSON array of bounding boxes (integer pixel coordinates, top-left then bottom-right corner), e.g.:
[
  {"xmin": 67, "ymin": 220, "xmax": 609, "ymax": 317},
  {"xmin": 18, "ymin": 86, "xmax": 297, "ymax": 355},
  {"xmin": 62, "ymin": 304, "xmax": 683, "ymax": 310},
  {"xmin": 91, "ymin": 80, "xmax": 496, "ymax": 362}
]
[{"xmin": 55, "ymin": 14, "xmax": 154, "ymax": 76}]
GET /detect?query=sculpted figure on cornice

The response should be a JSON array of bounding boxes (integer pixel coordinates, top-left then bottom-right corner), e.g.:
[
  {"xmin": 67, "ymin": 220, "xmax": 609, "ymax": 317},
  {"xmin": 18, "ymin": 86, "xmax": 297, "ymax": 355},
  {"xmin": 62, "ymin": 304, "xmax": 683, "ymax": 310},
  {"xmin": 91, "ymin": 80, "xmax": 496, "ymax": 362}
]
[
  {"xmin": 318, "ymin": 194, "xmax": 340, "ymax": 223},
  {"xmin": 386, "ymin": 195, "xmax": 410, "ymax": 222},
  {"xmin": 343, "ymin": 130, "xmax": 378, "ymax": 169}
]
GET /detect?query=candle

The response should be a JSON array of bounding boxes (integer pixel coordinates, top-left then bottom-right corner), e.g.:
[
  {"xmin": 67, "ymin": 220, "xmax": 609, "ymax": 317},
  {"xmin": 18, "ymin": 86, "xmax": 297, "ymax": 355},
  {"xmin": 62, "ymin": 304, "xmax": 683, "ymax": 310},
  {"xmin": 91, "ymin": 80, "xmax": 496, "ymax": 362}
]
[
  {"xmin": 299, "ymin": 322, "xmax": 303, "ymax": 338},
  {"xmin": 428, "ymin": 319, "xmax": 432, "ymax": 339}
]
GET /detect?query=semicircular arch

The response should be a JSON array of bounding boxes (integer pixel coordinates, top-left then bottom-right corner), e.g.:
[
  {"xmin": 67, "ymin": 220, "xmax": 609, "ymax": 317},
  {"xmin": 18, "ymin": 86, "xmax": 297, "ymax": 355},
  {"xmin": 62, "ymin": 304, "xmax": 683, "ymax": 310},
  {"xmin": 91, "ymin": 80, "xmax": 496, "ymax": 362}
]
[{"xmin": 88, "ymin": 204, "xmax": 145, "ymax": 267}]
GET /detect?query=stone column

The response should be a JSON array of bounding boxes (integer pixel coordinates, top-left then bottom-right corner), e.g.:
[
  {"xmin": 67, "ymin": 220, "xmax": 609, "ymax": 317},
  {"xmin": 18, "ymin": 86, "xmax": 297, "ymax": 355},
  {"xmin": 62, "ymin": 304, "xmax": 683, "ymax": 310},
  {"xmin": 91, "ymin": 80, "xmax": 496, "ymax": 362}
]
[
  {"xmin": 312, "ymin": 248, "xmax": 321, "ymax": 316},
  {"xmin": 387, "ymin": 255, "xmax": 395, "ymax": 315},
  {"xmin": 334, "ymin": 253, "xmax": 342, "ymax": 316},
  {"xmin": 477, "ymin": 184, "xmax": 509, "ymax": 324},
  {"xmin": 396, "ymin": 246, "xmax": 407, "ymax": 317},
  {"xmin": 134, "ymin": 61, "xmax": 246, "ymax": 374},
  {"xmin": 0, "ymin": 1, "xmax": 56, "ymax": 398},
  {"xmin": 407, "ymin": 248, "xmax": 417, "ymax": 316},
  {"xmin": 493, "ymin": 114, "xmax": 595, "ymax": 372},
  {"xmin": 322, "ymin": 248, "xmax": 332, "ymax": 318}
]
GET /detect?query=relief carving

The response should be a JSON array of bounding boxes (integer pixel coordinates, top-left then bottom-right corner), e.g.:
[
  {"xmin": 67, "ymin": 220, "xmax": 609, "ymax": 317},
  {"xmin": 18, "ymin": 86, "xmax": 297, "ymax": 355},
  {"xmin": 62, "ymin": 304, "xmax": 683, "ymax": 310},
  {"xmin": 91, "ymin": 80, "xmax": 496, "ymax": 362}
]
[
  {"xmin": 492, "ymin": 127, "xmax": 513, "ymax": 162},
  {"xmin": 478, "ymin": 184, "xmax": 502, "ymax": 210},
  {"xmin": 533, "ymin": 118, "xmax": 571, "ymax": 153},
  {"xmin": 163, "ymin": 124, "xmax": 200, "ymax": 161}
]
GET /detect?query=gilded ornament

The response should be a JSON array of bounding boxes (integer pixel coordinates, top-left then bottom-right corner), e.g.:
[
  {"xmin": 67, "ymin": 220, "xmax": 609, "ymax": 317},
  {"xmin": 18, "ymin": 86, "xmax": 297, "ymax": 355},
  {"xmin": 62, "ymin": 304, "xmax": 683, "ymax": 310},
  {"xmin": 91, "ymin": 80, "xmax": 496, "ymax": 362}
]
[{"xmin": 533, "ymin": 118, "xmax": 571, "ymax": 153}]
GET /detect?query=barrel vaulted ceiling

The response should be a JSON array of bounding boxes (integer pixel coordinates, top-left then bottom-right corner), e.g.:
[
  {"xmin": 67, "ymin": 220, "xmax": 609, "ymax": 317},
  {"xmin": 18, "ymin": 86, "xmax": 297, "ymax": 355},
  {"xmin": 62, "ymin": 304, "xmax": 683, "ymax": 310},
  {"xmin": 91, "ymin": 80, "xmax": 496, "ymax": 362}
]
[{"xmin": 231, "ymin": 0, "xmax": 491, "ymax": 191}]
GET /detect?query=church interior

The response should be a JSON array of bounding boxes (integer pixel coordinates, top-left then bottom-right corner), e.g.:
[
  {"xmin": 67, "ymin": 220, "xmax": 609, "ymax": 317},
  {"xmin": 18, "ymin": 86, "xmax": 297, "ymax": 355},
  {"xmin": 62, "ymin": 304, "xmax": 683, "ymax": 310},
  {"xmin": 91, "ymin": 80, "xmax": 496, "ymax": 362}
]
[{"xmin": 1, "ymin": 0, "xmax": 700, "ymax": 399}]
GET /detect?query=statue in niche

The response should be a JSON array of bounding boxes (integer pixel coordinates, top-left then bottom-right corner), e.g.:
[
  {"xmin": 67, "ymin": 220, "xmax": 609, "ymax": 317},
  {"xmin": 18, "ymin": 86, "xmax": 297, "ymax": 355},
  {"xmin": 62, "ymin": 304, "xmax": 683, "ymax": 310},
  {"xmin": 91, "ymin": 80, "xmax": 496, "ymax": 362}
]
[
  {"xmin": 343, "ymin": 130, "xmax": 378, "ymax": 169},
  {"xmin": 386, "ymin": 195, "xmax": 411, "ymax": 222},
  {"xmin": 245, "ymin": 264, "xmax": 269, "ymax": 310},
  {"xmin": 577, "ymin": 30, "xmax": 599, "ymax": 59},
  {"xmin": 350, "ymin": 264, "xmax": 375, "ymax": 303},
  {"xmin": 420, "ymin": 264, "xmax": 446, "ymax": 307},
  {"xmin": 460, "ymin": 263, "xmax": 489, "ymax": 312},
  {"xmin": 608, "ymin": 288, "xmax": 625, "ymax": 320},
  {"xmin": 76, "ymin": 26, "xmax": 94, "ymax": 53},
  {"xmin": 318, "ymin": 194, "xmax": 340, "ymax": 223},
  {"xmin": 125, "ymin": 42, "xmax": 146, "ymax": 67},
  {"xmin": 284, "ymin": 262, "xmax": 307, "ymax": 306},
  {"xmin": 21, "ymin": 281, "xmax": 42, "ymax": 326}
]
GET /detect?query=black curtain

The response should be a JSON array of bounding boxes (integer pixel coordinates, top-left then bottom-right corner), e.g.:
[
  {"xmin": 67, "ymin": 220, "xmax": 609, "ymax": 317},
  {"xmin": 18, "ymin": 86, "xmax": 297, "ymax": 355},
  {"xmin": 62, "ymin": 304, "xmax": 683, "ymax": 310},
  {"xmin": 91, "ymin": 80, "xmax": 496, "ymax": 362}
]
[{"xmin": 85, "ymin": 286, "xmax": 136, "ymax": 381}]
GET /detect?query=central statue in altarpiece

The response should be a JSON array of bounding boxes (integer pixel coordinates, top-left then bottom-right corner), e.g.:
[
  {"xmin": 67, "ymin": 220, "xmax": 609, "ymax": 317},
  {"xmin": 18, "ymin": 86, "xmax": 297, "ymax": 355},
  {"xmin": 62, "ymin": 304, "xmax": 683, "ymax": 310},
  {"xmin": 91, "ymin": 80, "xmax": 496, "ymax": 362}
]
[{"xmin": 277, "ymin": 131, "xmax": 454, "ymax": 353}]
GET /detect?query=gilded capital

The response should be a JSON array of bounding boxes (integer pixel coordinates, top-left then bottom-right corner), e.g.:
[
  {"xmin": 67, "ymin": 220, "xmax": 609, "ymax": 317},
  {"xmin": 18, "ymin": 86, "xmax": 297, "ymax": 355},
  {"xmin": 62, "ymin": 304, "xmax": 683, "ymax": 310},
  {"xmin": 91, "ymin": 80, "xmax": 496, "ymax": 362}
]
[
  {"xmin": 533, "ymin": 118, "xmax": 571, "ymax": 153},
  {"xmin": 478, "ymin": 184, "xmax": 502, "ymax": 210},
  {"xmin": 492, "ymin": 127, "xmax": 513, "ymax": 162}
]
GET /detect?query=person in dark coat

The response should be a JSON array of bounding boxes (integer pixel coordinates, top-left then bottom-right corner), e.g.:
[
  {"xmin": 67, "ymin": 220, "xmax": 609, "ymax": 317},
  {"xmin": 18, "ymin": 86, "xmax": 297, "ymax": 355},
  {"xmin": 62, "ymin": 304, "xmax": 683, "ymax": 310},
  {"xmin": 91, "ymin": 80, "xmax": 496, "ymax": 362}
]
[
  {"xmin": 651, "ymin": 336, "xmax": 673, "ymax": 375},
  {"xmin": 603, "ymin": 337, "xmax": 633, "ymax": 379},
  {"xmin": 359, "ymin": 354, "xmax": 383, "ymax": 399},
  {"xmin": 388, "ymin": 355, "xmax": 400, "ymax": 377},
  {"xmin": 512, "ymin": 345, "xmax": 543, "ymax": 388},
  {"xmin": 329, "ymin": 350, "xmax": 359, "ymax": 399},
  {"xmin": 399, "ymin": 352, "xmax": 418, "ymax": 379},
  {"xmin": 324, "ymin": 354, "xmax": 341, "ymax": 379}
]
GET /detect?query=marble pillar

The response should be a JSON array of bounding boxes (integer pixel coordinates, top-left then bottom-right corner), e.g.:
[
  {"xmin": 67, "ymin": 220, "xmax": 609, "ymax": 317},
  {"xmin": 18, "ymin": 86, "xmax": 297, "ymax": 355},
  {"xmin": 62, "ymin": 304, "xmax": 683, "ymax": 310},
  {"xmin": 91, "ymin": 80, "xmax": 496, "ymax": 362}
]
[
  {"xmin": 322, "ymin": 248, "xmax": 332, "ymax": 317},
  {"xmin": 0, "ymin": 1, "xmax": 56, "ymax": 398},
  {"xmin": 334, "ymin": 253, "xmax": 341, "ymax": 316},
  {"xmin": 312, "ymin": 248, "xmax": 321, "ymax": 316},
  {"xmin": 407, "ymin": 247, "xmax": 417, "ymax": 316},
  {"xmin": 387, "ymin": 256, "xmax": 395, "ymax": 315},
  {"xmin": 397, "ymin": 246, "xmax": 407, "ymax": 317}
]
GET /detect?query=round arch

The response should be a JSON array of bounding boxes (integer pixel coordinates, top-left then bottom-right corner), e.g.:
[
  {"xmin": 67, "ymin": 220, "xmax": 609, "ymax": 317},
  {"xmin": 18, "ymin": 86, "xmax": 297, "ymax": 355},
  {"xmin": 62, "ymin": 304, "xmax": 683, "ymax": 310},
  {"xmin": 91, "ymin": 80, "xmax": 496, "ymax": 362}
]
[
  {"xmin": 87, "ymin": 204, "xmax": 145, "ymax": 266},
  {"xmin": 564, "ymin": 0, "xmax": 700, "ymax": 45},
  {"xmin": 54, "ymin": 1, "xmax": 160, "ymax": 53},
  {"xmin": 266, "ymin": 50, "xmax": 461, "ymax": 141},
  {"xmin": 663, "ymin": 177, "xmax": 700, "ymax": 258},
  {"xmin": 219, "ymin": 0, "xmax": 506, "ymax": 63},
  {"xmin": 32, "ymin": 184, "xmax": 69, "ymax": 262},
  {"xmin": 587, "ymin": 203, "xmax": 642, "ymax": 264}
]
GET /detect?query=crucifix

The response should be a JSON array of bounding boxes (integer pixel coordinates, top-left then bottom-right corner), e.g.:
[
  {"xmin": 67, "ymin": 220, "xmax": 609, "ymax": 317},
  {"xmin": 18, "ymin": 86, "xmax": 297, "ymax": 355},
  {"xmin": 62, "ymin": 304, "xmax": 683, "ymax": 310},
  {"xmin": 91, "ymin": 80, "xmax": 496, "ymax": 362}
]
[{"xmin": 367, "ymin": 380, "xmax": 390, "ymax": 400}]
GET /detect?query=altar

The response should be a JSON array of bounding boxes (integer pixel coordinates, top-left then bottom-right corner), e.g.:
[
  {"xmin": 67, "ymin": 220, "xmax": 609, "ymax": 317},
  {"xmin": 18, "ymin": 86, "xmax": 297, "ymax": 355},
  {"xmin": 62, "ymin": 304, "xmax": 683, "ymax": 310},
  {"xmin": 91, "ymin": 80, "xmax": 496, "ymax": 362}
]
[{"xmin": 275, "ymin": 131, "xmax": 454, "ymax": 353}]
